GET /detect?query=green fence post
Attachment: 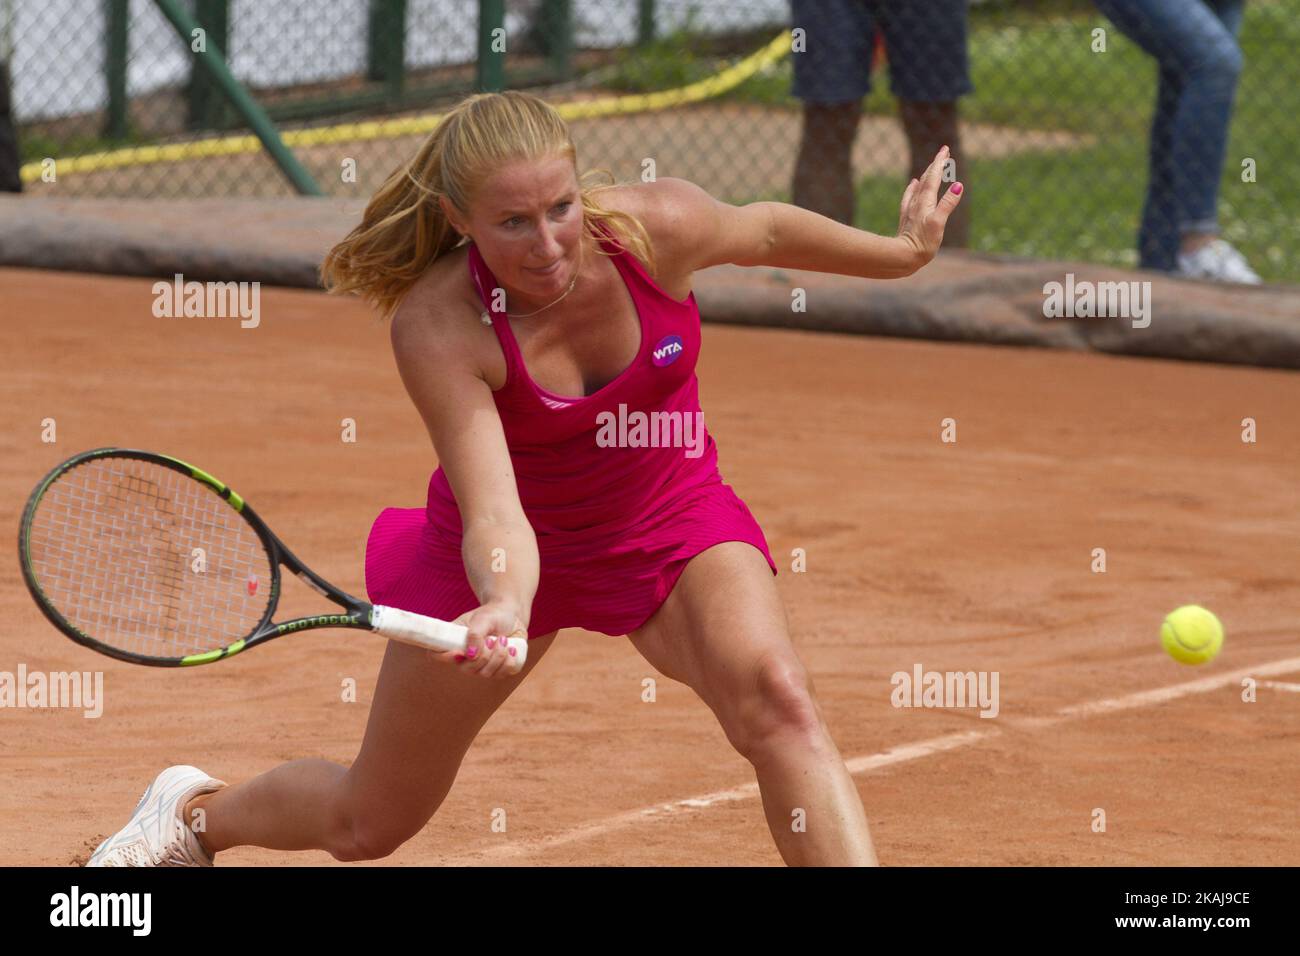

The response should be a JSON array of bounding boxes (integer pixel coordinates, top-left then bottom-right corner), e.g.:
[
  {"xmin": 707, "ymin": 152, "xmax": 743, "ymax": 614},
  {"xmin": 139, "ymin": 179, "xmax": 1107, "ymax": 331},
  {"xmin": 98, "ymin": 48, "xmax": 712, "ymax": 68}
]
[
  {"xmin": 477, "ymin": 0, "xmax": 505, "ymax": 92},
  {"xmin": 538, "ymin": 0, "xmax": 572, "ymax": 81},
  {"xmin": 153, "ymin": 0, "xmax": 322, "ymax": 195},
  {"xmin": 104, "ymin": 0, "xmax": 129, "ymax": 139},
  {"xmin": 367, "ymin": 0, "xmax": 407, "ymax": 105},
  {"xmin": 638, "ymin": 0, "xmax": 656, "ymax": 47},
  {"xmin": 187, "ymin": 0, "xmax": 230, "ymax": 130}
]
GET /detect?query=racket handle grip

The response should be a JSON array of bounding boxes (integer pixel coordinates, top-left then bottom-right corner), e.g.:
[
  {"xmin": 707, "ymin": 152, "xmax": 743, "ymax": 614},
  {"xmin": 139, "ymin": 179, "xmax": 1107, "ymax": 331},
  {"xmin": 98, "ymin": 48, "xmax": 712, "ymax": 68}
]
[{"xmin": 369, "ymin": 605, "xmax": 528, "ymax": 673}]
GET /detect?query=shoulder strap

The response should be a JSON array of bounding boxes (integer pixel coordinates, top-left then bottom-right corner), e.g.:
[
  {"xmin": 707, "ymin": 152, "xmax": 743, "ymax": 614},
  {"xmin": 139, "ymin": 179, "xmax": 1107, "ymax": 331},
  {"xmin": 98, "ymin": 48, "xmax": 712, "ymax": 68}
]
[{"xmin": 466, "ymin": 243, "xmax": 526, "ymax": 387}]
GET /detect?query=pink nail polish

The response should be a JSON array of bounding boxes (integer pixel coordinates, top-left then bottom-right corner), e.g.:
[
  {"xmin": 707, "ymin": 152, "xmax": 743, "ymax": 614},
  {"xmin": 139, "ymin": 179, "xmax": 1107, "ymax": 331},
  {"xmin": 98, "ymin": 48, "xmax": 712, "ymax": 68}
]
[
  {"xmin": 508, "ymin": 646, "xmax": 517, "ymax": 657},
  {"xmin": 486, "ymin": 636, "xmax": 496, "ymax": 649},
  {"xmin": 952, "ymin": 183, "xmax": 963, "ymax": 195},
  {"xmin": 454, "ymin": 654, "xmax": 466, "ymax": 663},
  {"xmin": 466, "ymin": 646, "xmax": 478, "ymax": 660}
]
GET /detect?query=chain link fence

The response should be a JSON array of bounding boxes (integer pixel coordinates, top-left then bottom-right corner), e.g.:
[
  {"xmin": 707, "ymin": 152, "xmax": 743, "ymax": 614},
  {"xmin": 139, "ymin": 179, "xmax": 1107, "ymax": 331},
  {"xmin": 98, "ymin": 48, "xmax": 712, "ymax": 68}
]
[{"xmin": 3, "ymin": 0, "xmax": 1296, "ymax": 282}]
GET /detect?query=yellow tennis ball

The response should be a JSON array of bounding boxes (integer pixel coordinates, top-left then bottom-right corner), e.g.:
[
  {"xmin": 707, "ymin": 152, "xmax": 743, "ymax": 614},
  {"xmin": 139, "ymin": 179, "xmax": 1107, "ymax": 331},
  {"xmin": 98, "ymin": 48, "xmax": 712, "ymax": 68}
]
[{"xmin": 1160, "ymin": 605, "xmax": 1224, "ymax": 665}]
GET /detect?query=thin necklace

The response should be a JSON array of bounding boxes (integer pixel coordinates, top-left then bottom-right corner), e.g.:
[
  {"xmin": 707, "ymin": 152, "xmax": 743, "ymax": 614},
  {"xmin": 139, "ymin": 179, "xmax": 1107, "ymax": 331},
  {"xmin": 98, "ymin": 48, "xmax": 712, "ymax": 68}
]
[{"xmin": 480, "ymin": 241, "xmax": 583, "ymax": 324}]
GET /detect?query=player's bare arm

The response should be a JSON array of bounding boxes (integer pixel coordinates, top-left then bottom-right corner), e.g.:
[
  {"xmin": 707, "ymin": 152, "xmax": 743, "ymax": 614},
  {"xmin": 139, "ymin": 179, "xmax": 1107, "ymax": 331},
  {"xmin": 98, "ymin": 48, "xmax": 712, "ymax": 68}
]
[
  {"xmin": 390, "ymin": 281, "xmax": 538, "ymax": 677},
  {"xmin": 646, "ymin": 146, "xmax": 962, "ymax": 281}
]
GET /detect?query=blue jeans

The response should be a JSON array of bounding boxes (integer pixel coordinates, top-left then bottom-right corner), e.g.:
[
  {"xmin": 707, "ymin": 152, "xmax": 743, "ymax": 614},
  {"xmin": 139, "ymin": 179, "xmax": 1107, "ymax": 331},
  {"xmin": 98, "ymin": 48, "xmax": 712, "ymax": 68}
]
[{"xmin": 1092, "ymin": 0, "xmax": 1246, "ymax": 271}]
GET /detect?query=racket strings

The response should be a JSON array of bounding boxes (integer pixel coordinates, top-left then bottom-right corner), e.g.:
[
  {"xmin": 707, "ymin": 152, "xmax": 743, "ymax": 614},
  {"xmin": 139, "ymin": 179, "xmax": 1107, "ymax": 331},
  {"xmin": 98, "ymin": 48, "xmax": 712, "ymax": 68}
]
[{"xmin": 25, "ymin": 457, "xmax": 274, "ymax": 658}]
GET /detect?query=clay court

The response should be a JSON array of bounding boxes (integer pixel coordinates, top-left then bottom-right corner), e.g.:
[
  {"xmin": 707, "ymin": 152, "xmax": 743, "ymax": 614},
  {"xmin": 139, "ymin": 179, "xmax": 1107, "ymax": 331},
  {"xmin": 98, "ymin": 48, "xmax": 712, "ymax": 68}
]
[{"xmin": 2, "ymin": 264, "xmax": 1297, "ymax": 866}]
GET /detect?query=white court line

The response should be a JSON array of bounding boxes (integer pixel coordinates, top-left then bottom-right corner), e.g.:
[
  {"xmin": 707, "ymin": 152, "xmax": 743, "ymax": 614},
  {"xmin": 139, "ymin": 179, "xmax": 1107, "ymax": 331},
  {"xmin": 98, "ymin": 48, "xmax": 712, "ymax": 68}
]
[
  {"xmin": 438, "ymin": 728, "xmax": 998, "ymax": 864},
  {"xmin": 1260, "ymin": 680, "xmax": 1300, "ymax": 694},
  {"xmin": 439, "ymin": 655, "xmax": 1300, "ymax": 864},
  {"xmin": 1051, "ymin": 657, "xmax": 1300, "ymax": 720}
]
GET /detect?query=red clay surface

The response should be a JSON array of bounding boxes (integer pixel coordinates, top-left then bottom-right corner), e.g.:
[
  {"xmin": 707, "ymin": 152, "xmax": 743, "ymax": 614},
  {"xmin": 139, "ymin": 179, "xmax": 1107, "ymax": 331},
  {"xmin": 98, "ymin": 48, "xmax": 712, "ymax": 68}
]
[{"xmin": 2, "ymin": 266, "xmax": 1297, "ymax": 866}]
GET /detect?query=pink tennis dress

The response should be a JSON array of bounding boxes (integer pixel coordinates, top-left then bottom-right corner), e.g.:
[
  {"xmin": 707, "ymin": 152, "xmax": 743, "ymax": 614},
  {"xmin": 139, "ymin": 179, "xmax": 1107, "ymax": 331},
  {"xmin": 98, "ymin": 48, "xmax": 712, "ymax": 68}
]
[{"xmin": 364, "ymin": 222, "xmax": 778, "ymax": 638}]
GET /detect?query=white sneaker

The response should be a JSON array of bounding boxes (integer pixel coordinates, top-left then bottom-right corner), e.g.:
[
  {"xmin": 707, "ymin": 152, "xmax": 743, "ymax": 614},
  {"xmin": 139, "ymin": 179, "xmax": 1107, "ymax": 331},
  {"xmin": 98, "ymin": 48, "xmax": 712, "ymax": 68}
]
[
  {"xmin": 1175, "ymin": 239, "xmax": 1263, "ymax": 284},
  {"xmin": 86, "ymin": 765, "xmax": 227, "ymax": 867}
]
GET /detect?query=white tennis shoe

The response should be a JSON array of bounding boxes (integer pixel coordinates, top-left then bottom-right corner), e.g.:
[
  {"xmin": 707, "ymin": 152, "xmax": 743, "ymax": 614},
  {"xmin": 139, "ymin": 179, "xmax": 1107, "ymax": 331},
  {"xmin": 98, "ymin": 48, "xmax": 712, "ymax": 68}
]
[
  {"xmin": 1175, "ymin": 238, "xmax": 1263, "ymax": 285},
  {"xmin": 86, "ymin": 765, "xmax": 227, "ymax": 867}
]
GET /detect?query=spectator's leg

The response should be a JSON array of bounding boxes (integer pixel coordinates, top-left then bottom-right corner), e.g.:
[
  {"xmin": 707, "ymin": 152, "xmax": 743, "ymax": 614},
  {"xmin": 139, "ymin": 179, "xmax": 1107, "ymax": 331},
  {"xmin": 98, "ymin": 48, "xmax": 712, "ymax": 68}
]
[
  {"xmin": 876, "ymin": 0, "xmax": 973, "ymax": 249},
  {"xmin": 1178, "ymin": 0, "xmax": 1245, "ymax": 254},
  {"xmin": 789, "ymin": 0, "xmax": 874, "ymax": 226},
  {"xmin": 1093, "ymin": 0, "xmax": 1245, "ymax": 271},
  {"xmin": 898, "ymin": 99, "xmax": 968, "ymax": 248},
  {"xmin": 793, "ymin": 102, "xmax": 863, "ymax": 225},
  {"xmin": 0, "ymin": 61, "xmax": 22, "ymax": 193},
  {"xmin": 1138, "ymin": 64, "xmax": 1184, "ymax": 271}
]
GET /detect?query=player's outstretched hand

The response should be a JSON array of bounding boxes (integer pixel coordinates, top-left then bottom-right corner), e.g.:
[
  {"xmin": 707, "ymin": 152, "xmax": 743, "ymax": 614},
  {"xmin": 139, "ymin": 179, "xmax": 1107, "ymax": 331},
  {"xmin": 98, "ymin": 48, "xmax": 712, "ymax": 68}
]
[
  {"xmin": 434, "ymin": 602, "xmax": 527, "ymax": 678},
  {"xmin": 897, "ymin": 145, "xmax": 964, "ymax": 270}
]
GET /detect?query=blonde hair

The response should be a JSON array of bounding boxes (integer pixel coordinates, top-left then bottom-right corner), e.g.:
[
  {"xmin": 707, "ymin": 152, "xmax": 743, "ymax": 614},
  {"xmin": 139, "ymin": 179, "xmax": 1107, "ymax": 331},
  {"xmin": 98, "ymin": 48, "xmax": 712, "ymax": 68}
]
[{"xmin": 321, "ymin": 90, "xmax": 655, "ymax": 320}]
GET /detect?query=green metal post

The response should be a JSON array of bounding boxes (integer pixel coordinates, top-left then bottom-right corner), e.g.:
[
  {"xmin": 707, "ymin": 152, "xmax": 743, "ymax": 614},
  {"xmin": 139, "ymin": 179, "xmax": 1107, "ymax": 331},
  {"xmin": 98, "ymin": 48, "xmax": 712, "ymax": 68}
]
[
  {"xmin": 538, "ymin": 0, "xmax": 572, "ymax": 81},
  {"xmin": 638, "ymin": 0, "xmax": 656, "ymax": 47},
  {"xmin": 187, "ymin": 0, "xmax": 230, "ymax": 130},
  {"xmin": 104, "ymin": 0, "xmax": 129, "ymax": 139},
  {"xmin": 477, "ymin": 0, "xmax": 505, "ymax": 92},
  {"xmin": 367, "ymin": 0, "xmax": 407, "ymax": 104},
  {"xmin": 153, "ymin": 0, "xmax": 321, "ymax": 195}
]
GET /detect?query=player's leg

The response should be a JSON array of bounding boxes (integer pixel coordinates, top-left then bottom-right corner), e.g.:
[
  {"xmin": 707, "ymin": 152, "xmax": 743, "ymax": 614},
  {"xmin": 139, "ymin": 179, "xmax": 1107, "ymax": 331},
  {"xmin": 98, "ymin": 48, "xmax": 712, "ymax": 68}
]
[
  {"xmin": 628, "ymin": 542, "xmax": 876, "ymax": 866},
  {"xmin": 188, "ymin": 630, "xmax": 558, "ymax": 861}
]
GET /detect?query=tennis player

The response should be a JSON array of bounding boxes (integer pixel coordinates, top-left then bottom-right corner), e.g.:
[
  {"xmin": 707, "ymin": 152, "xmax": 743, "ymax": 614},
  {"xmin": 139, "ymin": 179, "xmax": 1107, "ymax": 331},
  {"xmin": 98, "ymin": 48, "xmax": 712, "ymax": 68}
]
[{"xmin": 87, "ymin": 90, "xmax": 961, "ymax": 867}]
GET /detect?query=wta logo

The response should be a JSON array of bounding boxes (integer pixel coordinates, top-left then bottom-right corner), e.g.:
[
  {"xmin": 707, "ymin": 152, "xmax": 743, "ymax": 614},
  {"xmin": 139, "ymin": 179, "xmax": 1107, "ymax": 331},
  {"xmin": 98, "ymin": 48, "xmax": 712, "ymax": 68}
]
[{"xmin": 652, "ymin": 334, "xmax": 684, "ymax": 367}]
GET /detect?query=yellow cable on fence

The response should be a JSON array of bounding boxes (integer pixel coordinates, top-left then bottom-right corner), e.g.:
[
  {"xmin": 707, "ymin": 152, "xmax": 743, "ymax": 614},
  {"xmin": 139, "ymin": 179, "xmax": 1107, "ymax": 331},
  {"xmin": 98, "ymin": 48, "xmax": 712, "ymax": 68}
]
[{"xmin": 20, "ymin": 31, "xmax": 791, "ymax": 183}]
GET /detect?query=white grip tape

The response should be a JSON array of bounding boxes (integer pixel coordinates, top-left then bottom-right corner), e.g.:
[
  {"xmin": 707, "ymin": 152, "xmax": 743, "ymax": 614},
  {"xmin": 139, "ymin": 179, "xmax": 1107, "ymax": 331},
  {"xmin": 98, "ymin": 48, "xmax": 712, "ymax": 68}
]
[{"xmin": 369, "ymin": 605, "xmax": 528, "ymax": 670}]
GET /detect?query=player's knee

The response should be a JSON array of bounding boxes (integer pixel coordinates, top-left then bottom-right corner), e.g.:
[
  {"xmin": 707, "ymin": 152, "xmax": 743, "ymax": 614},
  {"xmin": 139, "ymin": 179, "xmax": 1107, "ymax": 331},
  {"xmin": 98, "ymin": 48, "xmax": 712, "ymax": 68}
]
[
  {"xmin": 328, "ymin": 799, "xmax": 428, "ymax": 862},
  {"xmin": 727, "ymin": 655, "xmax": 826, "ymax": 763},
  {"xmin": 332, "ymin": 813, "xmax": 420, "ymax": 862}
]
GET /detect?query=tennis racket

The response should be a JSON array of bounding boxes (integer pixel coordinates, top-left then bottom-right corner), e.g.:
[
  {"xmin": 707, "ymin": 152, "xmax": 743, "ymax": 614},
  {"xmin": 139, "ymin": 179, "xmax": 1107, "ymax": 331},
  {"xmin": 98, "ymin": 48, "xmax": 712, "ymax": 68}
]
[{"xmin": 18, "ymin": 447, "xmax": 527, "ymax": 672}]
